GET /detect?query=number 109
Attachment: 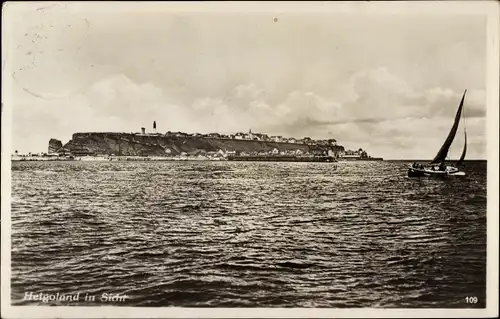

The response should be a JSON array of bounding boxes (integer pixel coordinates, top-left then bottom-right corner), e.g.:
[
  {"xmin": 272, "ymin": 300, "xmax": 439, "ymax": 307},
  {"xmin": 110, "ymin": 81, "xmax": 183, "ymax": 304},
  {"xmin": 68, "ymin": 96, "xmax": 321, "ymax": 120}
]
[{"xmin": 465, "ymin": 296, "xmax": 478, "ymax": 303}]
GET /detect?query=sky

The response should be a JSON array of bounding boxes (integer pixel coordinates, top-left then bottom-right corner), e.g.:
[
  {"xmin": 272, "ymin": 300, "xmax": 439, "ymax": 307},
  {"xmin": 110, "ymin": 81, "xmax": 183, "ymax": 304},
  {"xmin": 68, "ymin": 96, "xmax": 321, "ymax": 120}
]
[{"xmin": 2, "ymin": 2, "xmax": 489, "ymax": 159}]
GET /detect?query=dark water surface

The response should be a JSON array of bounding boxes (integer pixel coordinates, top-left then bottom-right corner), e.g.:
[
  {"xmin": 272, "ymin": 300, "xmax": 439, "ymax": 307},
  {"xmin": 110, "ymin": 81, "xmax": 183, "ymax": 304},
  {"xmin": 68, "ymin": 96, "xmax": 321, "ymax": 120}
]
[{"xmin": 10, "ymin": 161, "xmax": 487, "ymax": 307}]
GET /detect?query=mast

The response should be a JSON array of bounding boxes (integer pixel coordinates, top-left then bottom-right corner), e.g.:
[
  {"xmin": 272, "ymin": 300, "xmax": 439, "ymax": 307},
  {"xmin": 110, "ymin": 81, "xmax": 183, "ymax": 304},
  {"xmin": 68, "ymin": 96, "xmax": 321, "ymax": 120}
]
[{"xmin": 429, "ymin": 89, "xmax": 467, "ymax": 165}]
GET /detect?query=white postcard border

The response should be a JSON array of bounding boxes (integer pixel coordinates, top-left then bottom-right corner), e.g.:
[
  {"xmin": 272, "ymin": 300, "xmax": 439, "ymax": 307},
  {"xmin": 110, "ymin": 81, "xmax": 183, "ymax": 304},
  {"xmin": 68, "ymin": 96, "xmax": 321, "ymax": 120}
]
[{"xmin": 1, "ymin": 1, "xmax": 498, "ymax": 318}]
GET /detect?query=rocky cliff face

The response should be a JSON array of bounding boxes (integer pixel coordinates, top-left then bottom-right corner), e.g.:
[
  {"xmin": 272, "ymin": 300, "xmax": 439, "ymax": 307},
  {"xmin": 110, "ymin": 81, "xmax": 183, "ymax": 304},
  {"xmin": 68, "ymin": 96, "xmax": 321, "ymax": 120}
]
[
  {"xmin": 59, "ymin": 133, "xmax": 345, "ymax": 156},
  {"xmin": 48, "ymin": 139, "xmax": 63, "ymax": 153}
]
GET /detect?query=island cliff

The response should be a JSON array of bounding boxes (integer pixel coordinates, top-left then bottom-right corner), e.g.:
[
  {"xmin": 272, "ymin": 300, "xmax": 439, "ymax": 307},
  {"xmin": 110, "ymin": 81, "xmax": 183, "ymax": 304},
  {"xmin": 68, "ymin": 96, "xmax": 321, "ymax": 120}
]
[
  {"xmin": 57, "ymin": 132, "xmax": 345, "ymax": 157},
  {"xmin": 48, "ymin": 139, "xmax": 63, "ymax": 153}
]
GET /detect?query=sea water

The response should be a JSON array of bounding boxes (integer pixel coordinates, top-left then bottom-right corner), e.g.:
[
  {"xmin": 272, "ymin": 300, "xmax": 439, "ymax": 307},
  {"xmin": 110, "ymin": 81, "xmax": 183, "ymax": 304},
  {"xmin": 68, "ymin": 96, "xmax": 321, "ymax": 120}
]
[{"xmin": 10, "ymin": 160, "xmax": 487, "ymax": 307}]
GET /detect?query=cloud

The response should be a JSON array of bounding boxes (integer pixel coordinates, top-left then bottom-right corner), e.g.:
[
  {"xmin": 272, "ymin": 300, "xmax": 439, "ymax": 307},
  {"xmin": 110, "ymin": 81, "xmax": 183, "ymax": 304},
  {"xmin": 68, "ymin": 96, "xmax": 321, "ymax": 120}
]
[
  {"xmin": 11, "ymin": 65, "xmax": 486, "ymax": 160},
  {"xmin": 6, "ymin": 6, "xmax": 486, "ymax": 159}
]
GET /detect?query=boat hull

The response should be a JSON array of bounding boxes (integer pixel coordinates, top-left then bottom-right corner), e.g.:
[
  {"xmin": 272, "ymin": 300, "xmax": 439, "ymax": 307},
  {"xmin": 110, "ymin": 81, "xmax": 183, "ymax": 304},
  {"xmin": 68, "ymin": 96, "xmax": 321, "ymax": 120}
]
[{"xmin": 407, "ymin": 165, "xmax": 465, "ymax": 177}]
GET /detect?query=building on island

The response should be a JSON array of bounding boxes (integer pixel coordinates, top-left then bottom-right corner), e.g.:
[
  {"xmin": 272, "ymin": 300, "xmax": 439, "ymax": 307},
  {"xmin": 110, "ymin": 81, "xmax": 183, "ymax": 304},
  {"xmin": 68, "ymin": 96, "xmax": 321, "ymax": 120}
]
[{"xmin": 42, "ymin": 123, "xmax": 351, "ymax": 160}]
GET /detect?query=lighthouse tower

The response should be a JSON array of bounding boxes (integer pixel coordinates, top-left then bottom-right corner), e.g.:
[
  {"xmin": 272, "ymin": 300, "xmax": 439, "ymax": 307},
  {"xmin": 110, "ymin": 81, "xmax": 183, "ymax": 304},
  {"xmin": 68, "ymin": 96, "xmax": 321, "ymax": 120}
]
[{"xmin": 153, "ymin": 121, "xmax": 157, "ymax": 133}]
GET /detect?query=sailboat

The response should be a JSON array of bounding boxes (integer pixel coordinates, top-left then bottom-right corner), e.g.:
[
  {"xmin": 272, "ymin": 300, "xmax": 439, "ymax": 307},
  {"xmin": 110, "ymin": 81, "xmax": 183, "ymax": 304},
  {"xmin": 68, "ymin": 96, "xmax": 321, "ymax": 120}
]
[{"xmin": 408, "ymin": 89, "xmax": 468, "ymax": 177}]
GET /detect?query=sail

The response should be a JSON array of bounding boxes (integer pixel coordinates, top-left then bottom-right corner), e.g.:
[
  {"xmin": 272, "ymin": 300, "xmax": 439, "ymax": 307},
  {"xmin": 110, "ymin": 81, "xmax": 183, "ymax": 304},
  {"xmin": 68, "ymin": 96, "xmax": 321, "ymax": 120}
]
[
  {"xmin": 430, "ymin": 90, "xmax": 467, "ymax": 164},
  {"xmin": 456, "ymin": 130, "xmax": 467, "ymax": 166}
]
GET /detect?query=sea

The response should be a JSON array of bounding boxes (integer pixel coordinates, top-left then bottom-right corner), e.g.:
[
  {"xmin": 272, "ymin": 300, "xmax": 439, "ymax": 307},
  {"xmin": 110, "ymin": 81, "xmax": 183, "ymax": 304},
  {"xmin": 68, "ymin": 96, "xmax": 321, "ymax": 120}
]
[{"xmin": 10, "ymin": 160, "xmax": 487, "ymax": 308}]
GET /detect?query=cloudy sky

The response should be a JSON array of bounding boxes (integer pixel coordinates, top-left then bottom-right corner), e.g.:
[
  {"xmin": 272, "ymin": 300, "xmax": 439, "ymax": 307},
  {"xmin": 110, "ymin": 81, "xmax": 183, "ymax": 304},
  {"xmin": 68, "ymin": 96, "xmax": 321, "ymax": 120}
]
[{"xmin": 3, "ymin": 2, "xmax": 489, "ymax": 159}]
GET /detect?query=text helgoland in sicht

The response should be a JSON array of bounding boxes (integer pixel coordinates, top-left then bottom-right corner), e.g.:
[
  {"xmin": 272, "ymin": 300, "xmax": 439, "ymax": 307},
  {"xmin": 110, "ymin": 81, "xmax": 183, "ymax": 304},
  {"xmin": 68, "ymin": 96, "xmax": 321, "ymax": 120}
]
[{"xmin": 23, "ymin": 291, "xmax": 128, "ymax": 303}]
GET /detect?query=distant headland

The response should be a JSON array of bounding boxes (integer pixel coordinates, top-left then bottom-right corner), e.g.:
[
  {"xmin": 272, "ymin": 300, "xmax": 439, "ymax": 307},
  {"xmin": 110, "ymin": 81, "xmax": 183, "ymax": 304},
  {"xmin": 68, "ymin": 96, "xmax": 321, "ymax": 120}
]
[{"xmin": 12, "ymin": 124, "xmax": 382, "ymax": 162}]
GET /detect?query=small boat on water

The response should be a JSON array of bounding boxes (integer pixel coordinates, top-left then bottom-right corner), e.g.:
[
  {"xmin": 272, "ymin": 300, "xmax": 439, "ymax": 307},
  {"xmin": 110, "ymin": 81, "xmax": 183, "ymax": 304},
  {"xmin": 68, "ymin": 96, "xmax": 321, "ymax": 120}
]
[{"xmin": 408, "ymin": 90, "xmax": 468, "ymax": 177}]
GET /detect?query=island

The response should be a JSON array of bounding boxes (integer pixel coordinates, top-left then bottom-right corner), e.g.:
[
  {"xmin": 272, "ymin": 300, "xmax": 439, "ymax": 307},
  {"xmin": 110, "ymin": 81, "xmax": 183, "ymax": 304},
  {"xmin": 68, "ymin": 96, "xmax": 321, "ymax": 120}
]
[{"xmin": 13, "ymin": 127, "xmax": 382, "ymax": 162}]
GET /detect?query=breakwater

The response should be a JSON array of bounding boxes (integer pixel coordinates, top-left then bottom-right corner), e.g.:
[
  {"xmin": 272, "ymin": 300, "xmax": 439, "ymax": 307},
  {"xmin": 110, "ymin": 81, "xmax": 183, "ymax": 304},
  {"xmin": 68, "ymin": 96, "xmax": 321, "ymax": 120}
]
[
  {"xmin": 227, "ymin": 155, "xmax": 336, "ymax": 162},
  {"xmin": 339, "ymin": 157, "xmax": 384, "ymax": 161}
]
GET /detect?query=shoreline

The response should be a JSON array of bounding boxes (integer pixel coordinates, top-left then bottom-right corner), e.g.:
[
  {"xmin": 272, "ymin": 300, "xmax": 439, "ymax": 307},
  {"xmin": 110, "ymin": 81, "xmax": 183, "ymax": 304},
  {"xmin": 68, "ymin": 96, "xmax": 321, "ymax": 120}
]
[
  {"xmin": 12, "ymin": 155, "xmax": 338, "ymax": 162},
  {"xmin": 11, "ymin": 155, "xmax": 224, "ymax": 162},
  {"xmin": 11, "ymin": 155, "xmax": 388, "ymax": 163}
]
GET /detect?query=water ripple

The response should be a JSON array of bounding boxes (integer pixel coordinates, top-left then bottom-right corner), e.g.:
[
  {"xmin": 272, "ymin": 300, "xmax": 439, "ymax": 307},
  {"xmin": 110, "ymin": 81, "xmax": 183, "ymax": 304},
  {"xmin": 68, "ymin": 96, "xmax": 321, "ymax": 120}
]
[{"xmin": 10, "ymin": 161, "xmax": 486, "ymax": 308}]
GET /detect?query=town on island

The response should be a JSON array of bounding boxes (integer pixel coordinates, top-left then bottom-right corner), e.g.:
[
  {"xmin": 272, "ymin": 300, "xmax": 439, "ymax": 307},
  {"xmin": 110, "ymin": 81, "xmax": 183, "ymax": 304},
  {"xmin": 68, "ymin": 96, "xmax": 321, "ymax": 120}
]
[{"xmin": 12, "ymin": 121, "xmax": 383, "ymax": 162}]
